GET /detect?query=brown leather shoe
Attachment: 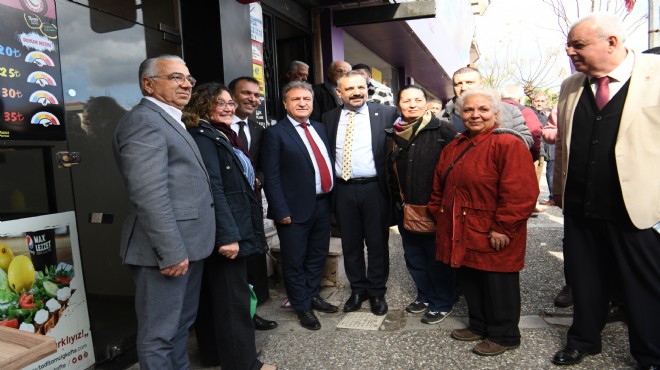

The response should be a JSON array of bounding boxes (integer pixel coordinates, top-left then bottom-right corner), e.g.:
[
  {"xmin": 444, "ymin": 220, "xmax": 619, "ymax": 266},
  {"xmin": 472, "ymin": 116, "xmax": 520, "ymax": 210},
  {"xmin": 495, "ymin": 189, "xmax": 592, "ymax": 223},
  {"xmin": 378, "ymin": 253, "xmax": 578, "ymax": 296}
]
[
  {"xmin": 554, "ymin": 285, "xmax": 573, "ymax": 308},
  {"xmin": 473, "ymin": 339, "xmax": 519, "ymax": 356},
  {"xmin": 451, "ymin": 328, "xmax": 484, "ymax": 341}
]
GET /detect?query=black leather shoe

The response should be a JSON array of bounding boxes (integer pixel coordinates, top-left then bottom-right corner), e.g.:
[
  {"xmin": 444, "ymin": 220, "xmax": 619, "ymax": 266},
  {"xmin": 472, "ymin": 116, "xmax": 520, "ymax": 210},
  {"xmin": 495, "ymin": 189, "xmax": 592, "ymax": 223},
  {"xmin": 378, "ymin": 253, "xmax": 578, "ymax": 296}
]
[
  {"xmin": 552, "ymin": 347, "xmax": 598, "ymax": 365},
  {"xmin": 640, "ymin": 366, "xmax": 660, "ymax": 370},
  {"xmin": 296, "ymin": 309, "xmax": 321, "ymax": 330},
  {"xmin": 312, "ymin": 296, "xmax": 338, "ymax": 313},
  {"xmin": 253, "ymin": 314, "xmax": 278, "ymax": 331},
  {"xmin": 369, "ymin": 295, "xmax": 388, "ymax": 316},
  {"xmin": 606, "ymin": 304, "xmax": 627, "ymax": 323},
  {"xmin": 343, "ymin": 292, "xmax": 368, "ymax": 312},
  {"xmin": 554, "ymin": 285, "xmax": 573, "ymax": 308}
]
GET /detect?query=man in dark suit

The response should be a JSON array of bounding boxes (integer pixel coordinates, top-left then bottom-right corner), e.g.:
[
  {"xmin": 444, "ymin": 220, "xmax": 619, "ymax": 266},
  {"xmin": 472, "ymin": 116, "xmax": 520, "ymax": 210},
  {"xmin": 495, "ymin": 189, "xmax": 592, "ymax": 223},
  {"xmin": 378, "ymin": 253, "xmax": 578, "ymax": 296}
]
[
  {"xmin": 323, "ymin": 70, "xmax": 398, "ymax": 316},
  {"xmin": 113, "ymin": 55, "xmax": 215, "ymax": 369},
  {"xmin": 310, "ymin": 60, "xmax": 351, "ymax": 122},
  {"xmin": 261, "ymin": 81, "xmax": 338, "ymax": 330},
  {"xmin": 551, "ymin": 13, "xmax": 660, "ymax": 368},
  {"xmin": 227, "ymin": 76, "xmax": 277, "ymax": 331}
]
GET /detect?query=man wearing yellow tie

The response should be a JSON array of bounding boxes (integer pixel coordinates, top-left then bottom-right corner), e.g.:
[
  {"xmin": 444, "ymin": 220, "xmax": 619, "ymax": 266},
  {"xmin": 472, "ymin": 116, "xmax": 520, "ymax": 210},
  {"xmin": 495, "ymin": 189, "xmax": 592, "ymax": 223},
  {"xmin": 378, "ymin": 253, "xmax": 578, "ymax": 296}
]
[{"xmin": 323, "ymin": 70, "xmax": 398, "ymax": 316}]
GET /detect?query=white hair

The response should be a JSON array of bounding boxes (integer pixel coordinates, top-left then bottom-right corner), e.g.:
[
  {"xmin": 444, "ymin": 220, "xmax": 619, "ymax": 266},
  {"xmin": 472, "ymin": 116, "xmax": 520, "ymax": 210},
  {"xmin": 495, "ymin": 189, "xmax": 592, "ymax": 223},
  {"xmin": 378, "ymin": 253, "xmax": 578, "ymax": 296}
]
[
  {"xmin": 500, "ymin": 84, "xmax": 525, "ymax": 101},
  {"xmin": 570, "ymin": 12, "xmax": 627, "ymax": 44}
]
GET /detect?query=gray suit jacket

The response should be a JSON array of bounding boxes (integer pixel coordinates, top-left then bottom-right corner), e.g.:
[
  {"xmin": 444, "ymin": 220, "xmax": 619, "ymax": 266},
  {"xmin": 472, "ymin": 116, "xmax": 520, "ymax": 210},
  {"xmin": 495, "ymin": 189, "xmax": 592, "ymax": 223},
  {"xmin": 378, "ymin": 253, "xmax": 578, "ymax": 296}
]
[{"xmin": 113, "ymin": 98, "xmax": 215, "ymax": 268}]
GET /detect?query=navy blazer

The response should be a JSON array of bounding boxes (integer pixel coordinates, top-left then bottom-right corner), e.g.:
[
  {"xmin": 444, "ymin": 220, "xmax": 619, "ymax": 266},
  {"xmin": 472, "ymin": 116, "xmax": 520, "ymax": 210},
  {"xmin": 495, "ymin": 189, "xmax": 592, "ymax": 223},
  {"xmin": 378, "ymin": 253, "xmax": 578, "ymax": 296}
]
[
  {"xmin": 260, "ymin": 117, "xmax": 332, "ymax": 223},
  {"xmin": 322, "ymin": 102, "xmax": 398, "ymax": 197}
]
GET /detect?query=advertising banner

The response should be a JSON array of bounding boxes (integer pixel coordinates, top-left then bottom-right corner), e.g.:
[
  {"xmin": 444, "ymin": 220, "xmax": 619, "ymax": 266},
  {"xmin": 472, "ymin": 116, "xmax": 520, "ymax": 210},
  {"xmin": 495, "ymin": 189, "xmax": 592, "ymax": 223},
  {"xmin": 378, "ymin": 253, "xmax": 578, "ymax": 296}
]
[
  {"xmin": 0, "ymin": 211, "xmax": 95, "ymax": 370},
  {"xmin": 0, "ymin": 0, "xmax": 66, "ymax": 141}
]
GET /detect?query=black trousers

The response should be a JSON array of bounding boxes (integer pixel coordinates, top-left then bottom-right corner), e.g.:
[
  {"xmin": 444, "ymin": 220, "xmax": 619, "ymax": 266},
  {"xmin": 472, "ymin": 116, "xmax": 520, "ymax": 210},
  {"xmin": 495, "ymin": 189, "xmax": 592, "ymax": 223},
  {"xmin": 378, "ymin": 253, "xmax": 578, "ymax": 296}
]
[
  {"xmin": 194, "ymin": 253, "xmax": 262, "ymax": 370},
  {"xmin": 564, "ymin": 213, "xmax": 660, "ymax": 366},
  {"xmin": 458, "ymin": 267, "xmax": 521, "ymax": 346},
  {"xmin": 246, "ymin": 253, "xmax": 269, "ymax": 304},
  {"xmin": 335, "ymin": 181, "xmax": 390, "ymax": 296},
  {"xmin": 276, "ymin": 197, "xmax": 331, "ymax": 311}
]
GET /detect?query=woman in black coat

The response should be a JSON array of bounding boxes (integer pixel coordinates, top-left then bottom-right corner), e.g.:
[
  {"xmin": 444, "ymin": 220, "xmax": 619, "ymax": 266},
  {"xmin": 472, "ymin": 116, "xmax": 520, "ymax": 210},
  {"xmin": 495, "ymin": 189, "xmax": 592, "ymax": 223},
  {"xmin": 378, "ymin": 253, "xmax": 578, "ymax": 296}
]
[
  {"xmin": 183, "ymin": 82, "xmax": 274, "ymax": 370},
  {"xmin": 385, "ymin": 85, "xmax": 458, "ymax": 325}
]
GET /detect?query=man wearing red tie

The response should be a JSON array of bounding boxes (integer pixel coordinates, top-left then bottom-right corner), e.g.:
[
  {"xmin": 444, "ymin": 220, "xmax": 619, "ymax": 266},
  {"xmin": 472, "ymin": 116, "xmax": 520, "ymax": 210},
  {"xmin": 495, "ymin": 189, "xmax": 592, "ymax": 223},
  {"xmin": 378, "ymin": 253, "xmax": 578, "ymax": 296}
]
[
  {"xmin": 261, "ymin": 81, "xmax": 338, "ymax": 330},
  {"xmin": 551, "ymin": 13, "xmax": 660, "ymax": 368}
]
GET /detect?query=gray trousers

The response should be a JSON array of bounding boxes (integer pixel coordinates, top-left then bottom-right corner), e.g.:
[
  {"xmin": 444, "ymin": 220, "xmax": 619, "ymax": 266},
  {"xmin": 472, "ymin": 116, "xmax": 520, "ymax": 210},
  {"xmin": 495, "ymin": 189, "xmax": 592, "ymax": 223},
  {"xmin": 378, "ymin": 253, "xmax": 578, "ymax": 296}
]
[{"xmin": 130, "ymin": 260, "xmax": 203, "ymax": 370}]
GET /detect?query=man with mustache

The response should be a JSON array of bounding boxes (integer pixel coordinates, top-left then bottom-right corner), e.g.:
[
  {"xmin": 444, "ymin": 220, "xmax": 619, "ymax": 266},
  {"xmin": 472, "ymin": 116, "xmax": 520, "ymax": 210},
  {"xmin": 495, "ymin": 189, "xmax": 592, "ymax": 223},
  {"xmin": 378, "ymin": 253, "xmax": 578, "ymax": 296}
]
[
  {"xmin": 323, "ymin": 70, "xmax": 398, "ymax": 315},
  {"xmin": 551, "ymin": 13, "xmax": 660, "ymax": 368},
  {"xmin": 261, "ymin": 81, "xmax": 338, "ymax": 330}
]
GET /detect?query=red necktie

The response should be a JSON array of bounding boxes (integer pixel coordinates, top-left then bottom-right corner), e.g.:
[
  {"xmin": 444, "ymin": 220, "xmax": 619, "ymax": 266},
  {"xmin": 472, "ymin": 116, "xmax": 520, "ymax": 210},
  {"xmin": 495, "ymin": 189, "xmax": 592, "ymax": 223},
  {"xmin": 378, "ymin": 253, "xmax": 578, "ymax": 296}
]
[
  {"xmin": 300, "ymin": 122, "xmax": 332, "ymax": 193},
  {"xmin": 595, "ymin": 76, "xmax": 610, "ymax": 110}
]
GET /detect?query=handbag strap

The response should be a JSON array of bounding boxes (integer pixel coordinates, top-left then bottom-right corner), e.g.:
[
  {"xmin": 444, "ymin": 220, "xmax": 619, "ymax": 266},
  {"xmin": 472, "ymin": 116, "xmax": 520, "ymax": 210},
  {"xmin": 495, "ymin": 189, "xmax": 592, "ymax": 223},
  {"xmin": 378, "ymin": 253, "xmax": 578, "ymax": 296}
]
[{"xmin": 441, "ymin": 143, "xmax": 473, "ymax": 189}]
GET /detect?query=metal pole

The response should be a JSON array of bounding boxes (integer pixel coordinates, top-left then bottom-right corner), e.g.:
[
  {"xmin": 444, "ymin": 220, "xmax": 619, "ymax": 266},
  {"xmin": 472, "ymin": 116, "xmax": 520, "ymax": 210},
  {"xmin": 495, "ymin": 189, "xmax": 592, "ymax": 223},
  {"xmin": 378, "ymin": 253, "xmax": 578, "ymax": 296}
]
[{"xmin": 651, "ymin": 0, "xmax": 659, "ymax": 48}]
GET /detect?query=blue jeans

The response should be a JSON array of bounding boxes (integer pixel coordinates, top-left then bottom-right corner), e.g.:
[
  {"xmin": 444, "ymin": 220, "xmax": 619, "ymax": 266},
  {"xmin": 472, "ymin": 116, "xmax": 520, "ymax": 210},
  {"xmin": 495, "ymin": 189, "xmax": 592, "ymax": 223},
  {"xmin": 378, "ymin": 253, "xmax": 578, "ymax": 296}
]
[{"xmin": 398, "ymin": 212, "xmax": 455, "ymax": 312}]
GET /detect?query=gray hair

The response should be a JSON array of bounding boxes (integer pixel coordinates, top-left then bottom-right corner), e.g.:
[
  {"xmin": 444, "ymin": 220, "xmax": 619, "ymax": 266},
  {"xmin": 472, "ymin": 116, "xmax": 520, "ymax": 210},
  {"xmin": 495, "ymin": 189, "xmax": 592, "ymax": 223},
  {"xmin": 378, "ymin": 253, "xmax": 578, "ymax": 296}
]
[
  {"xmin": 282, "ymin": 80, "xmax": 314, "ymax": 100},
  {"xmin": 455, "ymin": 88, "xmax": 501, "ymax": 119},
  {"xmin": 288, "ymin": 60, "xmax": 309, "ymax": 73},
  {"xmin": 336, "ymin": 70, "xmax": 368, "ymax": 85},
  {"xmin": 532, "ymin": 91, "xmax": 548, "ymax": 100},
  {"xmin": 570, "ymin": 12, "xmax": 627, "ymax": 44},
  {"xmin": 500, "ymin": 84, "xmax": 524, "ymax": 101},
  {"xmin": 138, "ymin": 55, "xmax": 186, "ymax": 94}
]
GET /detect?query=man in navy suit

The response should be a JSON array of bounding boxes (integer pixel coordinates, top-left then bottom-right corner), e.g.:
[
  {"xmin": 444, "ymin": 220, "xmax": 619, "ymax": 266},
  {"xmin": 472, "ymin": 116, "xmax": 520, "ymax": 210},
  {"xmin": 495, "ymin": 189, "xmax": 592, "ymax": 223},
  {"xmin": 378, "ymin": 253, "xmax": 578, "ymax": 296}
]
[
  {"xmin": 323, "ymin": 70, "xmax": 398, "ymax": 316},
  {"xmin": 227, "ymin": 76, "xmax": 278, "ymax": 331},
  {"xmin": 261, "ymin": 81, "xmax": 338, "ymax": 330}
]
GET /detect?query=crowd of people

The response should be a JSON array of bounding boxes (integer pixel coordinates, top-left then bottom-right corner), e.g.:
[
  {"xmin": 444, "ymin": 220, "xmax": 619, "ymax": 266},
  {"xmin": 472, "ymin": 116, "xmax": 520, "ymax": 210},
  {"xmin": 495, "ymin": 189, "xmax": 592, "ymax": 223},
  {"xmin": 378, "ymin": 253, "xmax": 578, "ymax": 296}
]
[{"xmin": 111, "ymin": 11, "xmax": 659, "ymax": 370}]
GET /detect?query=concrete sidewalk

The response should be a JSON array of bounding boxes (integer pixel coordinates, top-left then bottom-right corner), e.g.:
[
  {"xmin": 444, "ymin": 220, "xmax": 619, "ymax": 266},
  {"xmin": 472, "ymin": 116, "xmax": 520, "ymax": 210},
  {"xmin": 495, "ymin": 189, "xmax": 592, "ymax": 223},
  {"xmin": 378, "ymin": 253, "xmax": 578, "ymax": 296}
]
[
  {"xmin": 186, "ymin": 204, "xmax": 635, "ymax": 369},
  {"xmin": 117, "ymin": 182, "xmax": 636, "ymax": 370}
]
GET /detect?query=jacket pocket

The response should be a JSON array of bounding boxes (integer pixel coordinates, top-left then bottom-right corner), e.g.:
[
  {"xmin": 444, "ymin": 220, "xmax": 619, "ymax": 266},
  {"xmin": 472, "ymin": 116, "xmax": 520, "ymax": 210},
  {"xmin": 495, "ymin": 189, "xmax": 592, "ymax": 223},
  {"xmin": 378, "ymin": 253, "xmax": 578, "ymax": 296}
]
[
  {"xmin": 173, "ymin": 207, "xmax": 198, "ymax": 220},
  {"xmin": 463, "ymin": 208, "xmax": 495, "ymax": 254}
]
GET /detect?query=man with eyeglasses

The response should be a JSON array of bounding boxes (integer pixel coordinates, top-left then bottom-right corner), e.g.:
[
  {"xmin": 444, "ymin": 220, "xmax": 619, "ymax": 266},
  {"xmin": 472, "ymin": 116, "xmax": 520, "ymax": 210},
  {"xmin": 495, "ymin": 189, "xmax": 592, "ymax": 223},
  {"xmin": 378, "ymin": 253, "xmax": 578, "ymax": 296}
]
[
  {"xmin": 113, "ymin": 55, "xmax": 214, "ymax": 370},
  {"xmin": 226, "ymin": 76, "xmax": 279, "ymax": 332}
]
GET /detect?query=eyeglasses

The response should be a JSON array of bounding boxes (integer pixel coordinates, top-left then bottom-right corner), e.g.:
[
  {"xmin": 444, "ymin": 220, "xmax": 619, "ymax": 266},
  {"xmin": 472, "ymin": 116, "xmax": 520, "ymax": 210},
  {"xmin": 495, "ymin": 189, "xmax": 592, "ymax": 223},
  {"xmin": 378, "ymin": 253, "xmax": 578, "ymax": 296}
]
[
  {"xmin": 215, "ymin": 101, "xmax": 236, "ymax": 109},
  {"xmin": 149, "ymin": 73, "xmax": 196, "ymax": 87}
]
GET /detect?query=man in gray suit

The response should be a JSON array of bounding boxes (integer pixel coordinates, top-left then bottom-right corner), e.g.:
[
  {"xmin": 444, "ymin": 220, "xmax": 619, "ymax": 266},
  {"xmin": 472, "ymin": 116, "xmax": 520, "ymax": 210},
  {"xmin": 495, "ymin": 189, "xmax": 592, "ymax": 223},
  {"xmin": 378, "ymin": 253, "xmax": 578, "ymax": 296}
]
[{"xmin": 113, "ymin": 55, "xmax": 215, "ymax": 369}]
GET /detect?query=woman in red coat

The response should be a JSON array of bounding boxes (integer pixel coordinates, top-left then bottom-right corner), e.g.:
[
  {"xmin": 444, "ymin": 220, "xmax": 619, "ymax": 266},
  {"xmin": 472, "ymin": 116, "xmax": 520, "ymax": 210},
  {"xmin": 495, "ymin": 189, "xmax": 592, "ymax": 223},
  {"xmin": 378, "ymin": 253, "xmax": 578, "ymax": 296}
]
[{"xmin": 428, "ymin": 89, "xmax": 538, "ymax": 356}]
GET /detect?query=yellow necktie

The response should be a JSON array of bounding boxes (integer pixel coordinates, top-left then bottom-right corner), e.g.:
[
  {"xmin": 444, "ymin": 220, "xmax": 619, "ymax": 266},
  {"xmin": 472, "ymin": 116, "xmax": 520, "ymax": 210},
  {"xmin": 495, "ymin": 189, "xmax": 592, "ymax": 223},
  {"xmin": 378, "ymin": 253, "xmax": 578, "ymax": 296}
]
[{"xmin": 342, "ymin": 111, "xmax": 355, "ymax": 181}]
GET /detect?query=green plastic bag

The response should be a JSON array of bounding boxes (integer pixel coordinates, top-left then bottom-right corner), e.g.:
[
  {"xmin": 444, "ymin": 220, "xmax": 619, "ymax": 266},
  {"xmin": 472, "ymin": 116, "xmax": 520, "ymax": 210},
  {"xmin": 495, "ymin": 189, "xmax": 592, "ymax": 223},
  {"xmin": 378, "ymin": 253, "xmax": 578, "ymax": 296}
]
[{"xmin": 249, "ymin": 284, "xmax": 258, "ymax": 318}]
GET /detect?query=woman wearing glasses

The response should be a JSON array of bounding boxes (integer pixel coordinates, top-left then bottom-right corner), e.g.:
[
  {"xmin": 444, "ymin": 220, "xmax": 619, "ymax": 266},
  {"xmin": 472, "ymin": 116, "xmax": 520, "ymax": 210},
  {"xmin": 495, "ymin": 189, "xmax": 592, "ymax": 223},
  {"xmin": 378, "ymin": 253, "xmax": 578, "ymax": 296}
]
[{"xmin": 183, "ymin": 82, "xmax": 275, "ymax": 370}]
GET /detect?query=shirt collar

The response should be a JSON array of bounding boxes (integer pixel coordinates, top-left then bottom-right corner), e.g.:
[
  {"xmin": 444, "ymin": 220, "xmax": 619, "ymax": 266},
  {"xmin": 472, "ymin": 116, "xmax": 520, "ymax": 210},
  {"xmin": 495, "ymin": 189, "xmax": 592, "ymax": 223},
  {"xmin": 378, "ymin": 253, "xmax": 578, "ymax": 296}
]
[
  {"xmin": 592, "ymin": 48, "xmax": 635, "ymax": 83},
  {"xmin": 342, "ymin": 103, "xmax": 368, "ymax": 116},
  {"xmin": 287, "ymin": 115, "xmax": 309, "ymax": 127},
  {"xmin": 232, "ymin": 115, "xmax": 248, "ymax": 125},
  {"xmin": 145, "ymin": 96, "xmax": 183, "ymax": 122}
]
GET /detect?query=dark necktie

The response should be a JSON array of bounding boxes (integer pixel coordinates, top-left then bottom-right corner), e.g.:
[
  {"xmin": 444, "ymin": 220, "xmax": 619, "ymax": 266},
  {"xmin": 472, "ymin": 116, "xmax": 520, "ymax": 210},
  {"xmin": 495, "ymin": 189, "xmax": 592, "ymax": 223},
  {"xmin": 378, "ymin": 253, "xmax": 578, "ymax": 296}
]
[
  {"xmin": 595, "ymin": 76, "xmax": 610, "ymax": 110},
  {"xmin": 300, "ymin": 122, "xmax": 331, "ymax": 193},
  {"xmin": 238, "ymin": 121, "xmax": 249, "ymax": 150}
]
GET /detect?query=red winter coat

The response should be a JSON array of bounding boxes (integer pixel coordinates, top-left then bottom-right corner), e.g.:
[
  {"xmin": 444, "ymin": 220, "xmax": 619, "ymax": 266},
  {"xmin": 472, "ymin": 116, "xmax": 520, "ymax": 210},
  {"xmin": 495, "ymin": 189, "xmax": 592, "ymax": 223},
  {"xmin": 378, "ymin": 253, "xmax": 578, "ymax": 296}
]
[{"xmin": 428, "ymin": 126, "xmax": 539, "ymax": 272}]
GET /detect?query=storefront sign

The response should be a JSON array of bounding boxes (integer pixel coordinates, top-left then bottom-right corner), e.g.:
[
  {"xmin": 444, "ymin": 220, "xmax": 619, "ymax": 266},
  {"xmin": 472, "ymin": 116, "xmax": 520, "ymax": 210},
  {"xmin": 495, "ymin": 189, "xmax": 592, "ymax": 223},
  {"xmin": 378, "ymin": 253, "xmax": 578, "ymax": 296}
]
[
  {"xmin": 0, "ymin": 0, "xmax": 65, "ymax": 141},
  {"xmin": 0, "ymin": 211, "xmax": 95, "ymax": 369}
]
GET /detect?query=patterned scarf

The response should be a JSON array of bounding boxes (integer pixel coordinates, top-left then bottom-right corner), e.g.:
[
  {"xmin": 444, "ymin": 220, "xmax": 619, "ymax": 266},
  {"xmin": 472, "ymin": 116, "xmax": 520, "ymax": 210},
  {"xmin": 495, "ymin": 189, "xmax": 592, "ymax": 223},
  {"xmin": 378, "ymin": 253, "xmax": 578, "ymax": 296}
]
[{"xmin": 394, "ymin": 110, "xmax": 433, "ymax": 141}]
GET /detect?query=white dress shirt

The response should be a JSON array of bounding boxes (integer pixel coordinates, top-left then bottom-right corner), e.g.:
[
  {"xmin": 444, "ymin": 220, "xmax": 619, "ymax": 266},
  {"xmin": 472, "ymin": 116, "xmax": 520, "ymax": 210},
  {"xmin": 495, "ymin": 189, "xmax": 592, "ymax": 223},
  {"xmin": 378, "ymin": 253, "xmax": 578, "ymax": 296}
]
[
  {"xmin": 231, "ymin": 116, "xmax": 251, "ymax": 149},
  {"xmin": 334, "ymin": 104, "xmax": 376, "ymax": 178},
  {"xmin": 289, "ymin": 116, "xmax": 334, "ymax": 194},
  {"xmin": 145, "ymin": 97, "xmax": 185, "ymax": 129},
  {"xmin": 589, "ymin": 49, "xmax": 635, "ymax": 100}
]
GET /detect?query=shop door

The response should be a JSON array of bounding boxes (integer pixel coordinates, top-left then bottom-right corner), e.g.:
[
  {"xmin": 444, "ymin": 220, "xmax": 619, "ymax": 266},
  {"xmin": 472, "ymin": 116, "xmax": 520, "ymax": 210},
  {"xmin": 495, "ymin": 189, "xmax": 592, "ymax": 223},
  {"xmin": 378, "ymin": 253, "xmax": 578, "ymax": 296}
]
[{"xmin": 55, "ymin": 0, "xmax": 181, "ymax": 362}]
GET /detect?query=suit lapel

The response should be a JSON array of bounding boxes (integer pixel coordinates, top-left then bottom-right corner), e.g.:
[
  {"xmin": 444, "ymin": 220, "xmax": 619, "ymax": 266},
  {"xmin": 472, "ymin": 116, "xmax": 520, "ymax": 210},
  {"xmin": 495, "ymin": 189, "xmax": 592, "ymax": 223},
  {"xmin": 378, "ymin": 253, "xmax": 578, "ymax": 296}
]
[
  {"xmin": 281, "ymin": 119, "xmax": 315, "ymax": 169},
  {"xmin": 619, "ymin": 51, "xmax": 653, "ymax": 137},
  {"xmin": 368, "ymin": 103, "xmax": 384, "ymax": 159},
  {"xmin": 141, "ymin": 99, "xmax": 211, "ymax": 181}
]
